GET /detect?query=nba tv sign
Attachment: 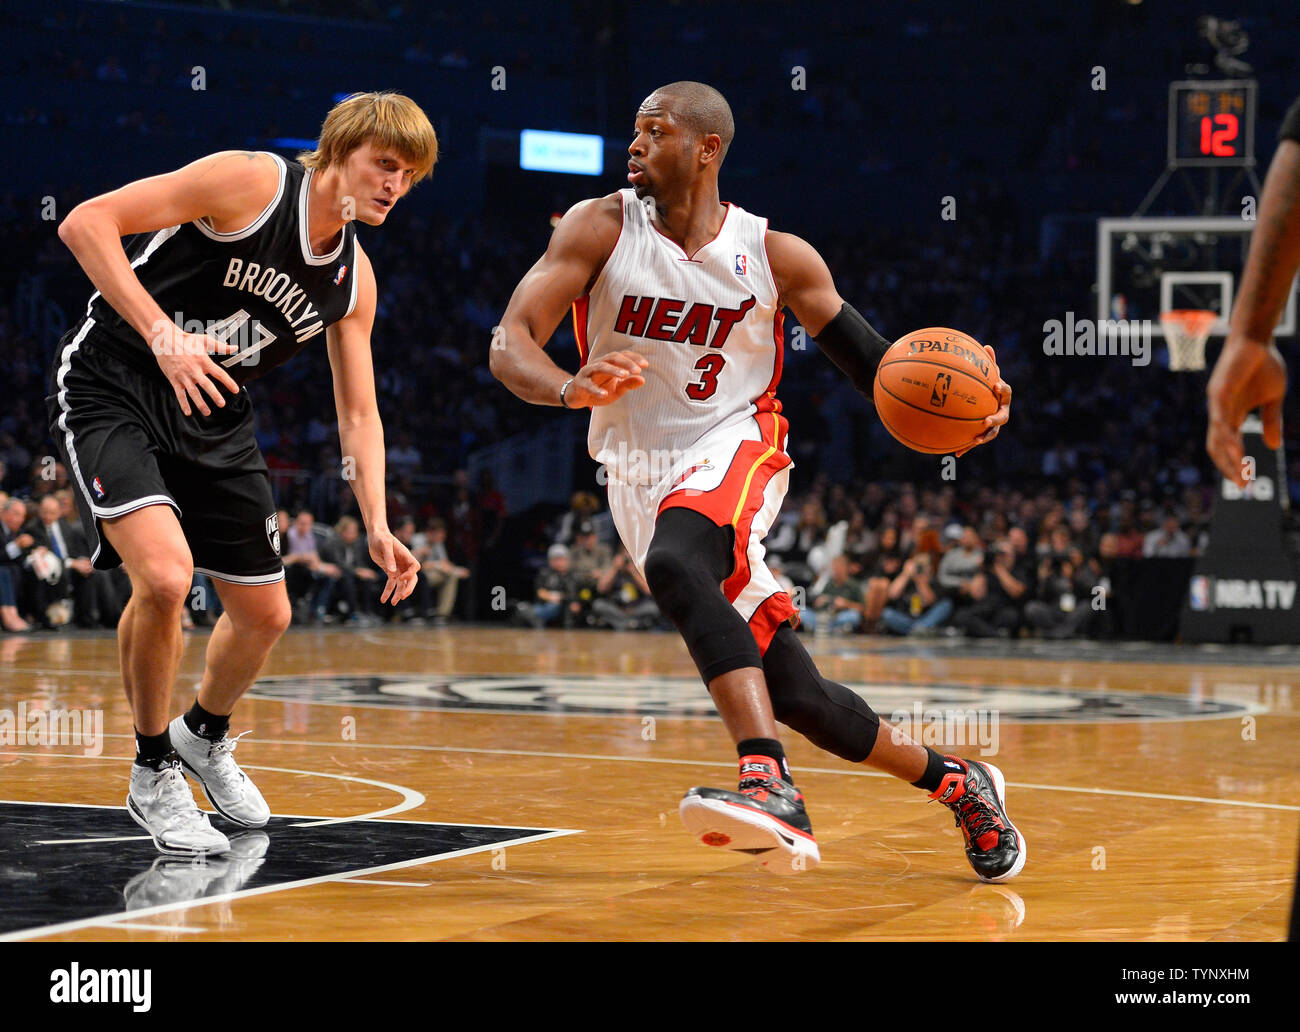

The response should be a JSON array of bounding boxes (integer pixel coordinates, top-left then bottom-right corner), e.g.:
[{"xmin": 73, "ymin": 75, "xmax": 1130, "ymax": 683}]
[{"xmin": 1182, "ymin": 415, "xmax": 1300, "ymax": 643}]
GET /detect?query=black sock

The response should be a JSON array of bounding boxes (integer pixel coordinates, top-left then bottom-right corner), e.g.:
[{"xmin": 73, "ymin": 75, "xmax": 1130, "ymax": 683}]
[
  {"xmin": 737, "ymin": 737, "xmax": 791, "ymax": 783},
  {"xmin": 184, "ymin": 701, "xmax": 230, "ymax": 741},
  {"xmin": 134, "ymin": 728, "xmax": 174, "ymax": 769},
  {"xmin": 911, "ymin": 747, "xmax": 964, "ymax": 793}
]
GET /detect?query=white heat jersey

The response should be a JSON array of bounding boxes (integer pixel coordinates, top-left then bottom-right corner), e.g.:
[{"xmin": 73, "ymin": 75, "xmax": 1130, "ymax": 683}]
[{"xmin": 575, "ymin": 189, "xmax": 784, "ymax": 486}]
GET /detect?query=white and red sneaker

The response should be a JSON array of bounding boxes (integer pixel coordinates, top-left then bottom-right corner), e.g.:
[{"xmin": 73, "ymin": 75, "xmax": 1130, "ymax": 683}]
[
  {"xmin": 679, "ymin": 756, "xmax": 820, "ymax": 875},
  {"xmin": 930, "ymin": 756, "xmax": 1027, "ymax": 882}
]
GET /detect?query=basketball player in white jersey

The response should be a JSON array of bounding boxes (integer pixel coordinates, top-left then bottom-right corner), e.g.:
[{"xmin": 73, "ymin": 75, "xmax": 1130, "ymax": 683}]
[
  {"xmin": 51, "ymin": 93, "xmax": 430, "ymax": 856},
  {"xmin": 492, "ymin": 81, "xmax": 1022, "ymax": 880}
]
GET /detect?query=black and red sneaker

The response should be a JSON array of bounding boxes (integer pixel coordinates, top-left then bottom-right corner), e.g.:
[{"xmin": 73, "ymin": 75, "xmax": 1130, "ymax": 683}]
[
  {"xmin": 930, "ymin": 756, "xmax": 1027, "ymax": 882},
  {"xmin": 679, "ymin": 756, "xmax": 820, "ymax": 874}
]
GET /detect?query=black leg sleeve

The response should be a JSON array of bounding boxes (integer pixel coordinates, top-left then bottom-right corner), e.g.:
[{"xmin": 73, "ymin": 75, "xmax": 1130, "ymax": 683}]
[
  {"xmin": 762, "ymin": 624, "xmax": 881, "ymax": 762},
  {"xmin": 643, "ymin": 508, "xmax": 762, "ymax": 683}
]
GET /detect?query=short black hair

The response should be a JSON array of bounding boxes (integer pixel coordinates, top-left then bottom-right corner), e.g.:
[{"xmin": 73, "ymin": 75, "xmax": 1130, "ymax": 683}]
[{"xmin": 644, "ymin": 81, "xmax": 735, "ymax": 162}]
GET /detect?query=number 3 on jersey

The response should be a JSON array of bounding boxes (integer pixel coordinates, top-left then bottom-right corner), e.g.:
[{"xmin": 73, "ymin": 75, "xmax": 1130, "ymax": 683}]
[{"xmin": 686, "ymin": 353, "xmax": 724, "ymax": 400}]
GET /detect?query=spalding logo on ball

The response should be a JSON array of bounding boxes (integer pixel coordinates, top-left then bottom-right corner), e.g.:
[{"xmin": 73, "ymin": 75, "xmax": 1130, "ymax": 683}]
[{"xmin": 873, "ymin": 327, "xmax": 1000, "ymax": 454}]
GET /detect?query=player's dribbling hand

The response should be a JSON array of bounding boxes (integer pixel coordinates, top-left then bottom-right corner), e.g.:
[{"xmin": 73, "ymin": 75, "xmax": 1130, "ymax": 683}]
[
  {"xmin": 370, "ymin": 529, "xmax": 421, "ymax": 605},
  {"xmin": 152, "ymin": 323, "xmax": 241, "ymax": 417},
  {"xmin": 955, "ymin": 345, "xmax": 1011, "ymax": 458},
  {"xmin": 566, "ymin": 351, "xmax": 649, "ymax": 408},
  {"xmin": 1206, "ymin": 335, "xmax": 1287, "ymax": 487}
]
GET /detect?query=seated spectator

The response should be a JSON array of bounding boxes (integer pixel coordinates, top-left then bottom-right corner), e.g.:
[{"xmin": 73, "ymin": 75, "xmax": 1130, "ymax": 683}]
[
  {"xmin": 282, "ymin": 509, "xmax": 330, "ymax": 623},
  {"xmin": 519, "ymin": 544, "xmax": 582, "ymax": 629},
  {"xmin": 570, "ymin": 519, "xmax": 612, "ymax": 585},
  {"xmin": 0, "ymin": 497, "xmax": 33, "ymax": 631},
  {"xmin": 411, "ymin": 517, "xmax": 468, "ymax": 624},
  {"xmin": 1024, "ymin": 529, "xmax": 1094, "ymax": 639},
  {"xmin": 1143, "ymin": 512, "xmax": 1192, "ymax": 557},
  {"xmin": 952, "ymin": 536, "xmax": 1031, "ymax": 638},
  {"xmin": 937, "ymin": 525, "xmax": 986, "ymax": 622},
  {"xmin": 385, "ymin": 516, "xmax": 429, "ymax": 622},
  {"xmin": 860, "ymin": 523, "xmax": 905, "ymax": 632},
  {"xmin": 802, "ymin": 554, "xmax": 866, "ymax": 635},
  {"xmin": 591, "ymin": 547, "xmax": 660, "ymax": 630},
  {"xmin": 881, "ymin": 549, "xmax": 952, "ymax": 635},
  {"xmin": 318, "ymin": 515, "xmax": 382, "ymax": 624},
  {"xmin": 26, "ymin": 494, "xmax": 120, "ymax": 629}
]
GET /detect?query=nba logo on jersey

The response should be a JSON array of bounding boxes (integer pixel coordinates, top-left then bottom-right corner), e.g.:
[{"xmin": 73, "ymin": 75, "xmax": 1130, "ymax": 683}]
[
  {"xmin": 734, "ymin": 254, "xmax": 747, "ymax": 276},
  {"xmin": 92, "ymin": 477, "xmax": 105, "ymax": 500},
  {"xmin": 333, "ymin": 264, "xmax": 348, "ymax": 286}
]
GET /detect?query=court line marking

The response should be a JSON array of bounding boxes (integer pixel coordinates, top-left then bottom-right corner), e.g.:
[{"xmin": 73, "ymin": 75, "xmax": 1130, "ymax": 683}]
[
  {"xmin": 0, "ymin": 829, "xmax": 578, "ymax": 943},
  {"xmin": 0, "ymin": 797, "xmax": 580, "ymax": 833},
  {"xmin": 337, "ymin": 878, "xmax": 435, "ymax": 887},
  {"xmin": 36, "ymin": 835, "xmax": 153, "ymax": 845},
  {"xmin": 104, "ymin": 922, "xmax": 206, "ymax": 934},
  {"xmin": 85, "ymin": 736, "xmax": 1300, "ymax": 815},
  {"xmin": 0, "ymin": 752, "xmax": 425, "ymax": 826},
  {"xmin": 7, "ymin": 741, "xmax": 1297, "ymax": 813}
]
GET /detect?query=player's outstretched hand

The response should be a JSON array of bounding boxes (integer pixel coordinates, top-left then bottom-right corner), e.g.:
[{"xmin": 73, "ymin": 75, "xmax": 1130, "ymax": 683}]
[
  {"xmin": 370, "ymin": 529, "xmax": 421, "ymax": 605},
  {"xmin": 955, "ymin": 345, "xmax": 1011, "ymax": 458},
  {"xmin": 1206, "ymin": 335, "xmax": 1287, "ymax": 487},
  {"xmin": 565, "ymin": 351, "xmax": 649, "ymax": 408},
  {"xmin": 152, "ymin": 323, "xmax": 240, "ymax": 417}
]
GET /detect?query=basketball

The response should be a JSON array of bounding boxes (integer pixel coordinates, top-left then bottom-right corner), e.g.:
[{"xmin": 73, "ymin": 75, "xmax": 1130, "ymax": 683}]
[{"xmin": 873, "ymin": 327, "xmax": 1000, "ymax": 454}]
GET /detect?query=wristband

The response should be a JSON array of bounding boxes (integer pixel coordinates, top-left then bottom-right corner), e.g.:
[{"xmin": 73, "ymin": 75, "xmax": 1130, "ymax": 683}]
[
  {"xmin": 559, "ymin": 377, "xmax": 576, "ymax": 408},
  {"xmin": 813, "ymin": 303, "xmax": 891, "ymax": 395}
]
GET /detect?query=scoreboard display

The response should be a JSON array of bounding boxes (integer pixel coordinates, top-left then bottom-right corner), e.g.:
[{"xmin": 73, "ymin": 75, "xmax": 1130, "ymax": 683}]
[{"xmin": 1168, "ymin": 79, "xmax": 1256, "ymax": 167}]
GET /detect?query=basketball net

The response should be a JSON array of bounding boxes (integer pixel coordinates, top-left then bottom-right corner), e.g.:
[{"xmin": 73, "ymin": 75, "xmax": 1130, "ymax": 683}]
[{"xmin": 1159, "ymin": 309, "xmax": 1215, "ymax": 372}]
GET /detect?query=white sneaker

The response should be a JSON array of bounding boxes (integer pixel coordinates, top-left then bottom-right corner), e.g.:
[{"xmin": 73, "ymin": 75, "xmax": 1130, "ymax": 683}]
[
  {"xmin": 169, "ymin": 716, "xmax": 270, "ymax": 828},
  {"xmin": 127, "ymin": 760, "xmax": 231, "ymax": 857}
]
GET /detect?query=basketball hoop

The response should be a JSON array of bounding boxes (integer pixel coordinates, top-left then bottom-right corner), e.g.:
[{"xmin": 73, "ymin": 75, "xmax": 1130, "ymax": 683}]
[{"xmin": 1159, "ymin": 309, "xmax": 1216, "ymax": 371}]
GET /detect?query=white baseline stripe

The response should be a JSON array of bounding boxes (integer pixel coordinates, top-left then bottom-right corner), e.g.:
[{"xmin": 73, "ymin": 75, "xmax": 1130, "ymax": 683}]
[
  {"xmin": 35, "ymin": 835, "xmax": 153, "ymax": 846},
  {"xmin": 0, "ymin": 797, "xmax": 578, "ymax": 833},
  {"xmin": 31, "ymin": 734, "xmax": 1300, "ymax": 816},
  {"xmin": 104, "ymin": 921, "xmax": 206, "ymax": 934},
  {"xmin": 0, "ymin": 752, "xmax": 423, "ymax": 826}
]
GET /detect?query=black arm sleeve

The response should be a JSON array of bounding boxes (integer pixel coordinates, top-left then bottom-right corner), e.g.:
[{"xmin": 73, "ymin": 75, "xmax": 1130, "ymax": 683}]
[
  {"xmin": 1281, "ymin": 95, "xmax": 1300, "ymax": 144},
  {"xmin": 812, "ymin": 302, "xmax": 891, "ymax": 396}
]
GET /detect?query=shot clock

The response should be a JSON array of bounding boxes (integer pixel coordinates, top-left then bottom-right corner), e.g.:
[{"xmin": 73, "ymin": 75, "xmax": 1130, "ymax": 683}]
[{"xmin": 1168, "ymin": 79, "xmax": 1256, "ymax": 167}]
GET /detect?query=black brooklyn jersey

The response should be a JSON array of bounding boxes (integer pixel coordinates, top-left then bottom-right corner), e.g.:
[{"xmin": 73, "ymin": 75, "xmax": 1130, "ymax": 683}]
[{"xmin": 79, "ymin": 153, "xmax": 358, "ymax": 386}]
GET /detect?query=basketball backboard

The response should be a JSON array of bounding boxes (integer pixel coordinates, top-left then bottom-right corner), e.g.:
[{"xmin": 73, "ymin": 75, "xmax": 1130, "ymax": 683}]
[{"xmin": 1096, "ymin": 216, "xmax": 1299, "ymax": 339}]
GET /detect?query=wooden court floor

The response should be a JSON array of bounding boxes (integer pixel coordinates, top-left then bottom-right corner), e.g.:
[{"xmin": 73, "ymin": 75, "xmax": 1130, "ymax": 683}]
[{"xmin": 1, "ymin": 626, "xmax": 1296, "ymax": 941}]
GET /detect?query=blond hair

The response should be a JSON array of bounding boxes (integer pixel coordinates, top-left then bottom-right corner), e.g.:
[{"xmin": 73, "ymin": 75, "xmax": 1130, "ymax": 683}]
[{"xmin": 299, "ymin": 91, "xmax": 438, "ymax": 184}]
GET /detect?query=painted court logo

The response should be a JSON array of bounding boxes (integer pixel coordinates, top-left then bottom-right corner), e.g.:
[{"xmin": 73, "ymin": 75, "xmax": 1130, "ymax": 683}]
[
  {"xmin": 50, "ymin": 964, "xmax": 150, "ymax": 1011},
  {"xmin": 244, "ymin": 674, "xmax": 1265, "ymax": 724}
]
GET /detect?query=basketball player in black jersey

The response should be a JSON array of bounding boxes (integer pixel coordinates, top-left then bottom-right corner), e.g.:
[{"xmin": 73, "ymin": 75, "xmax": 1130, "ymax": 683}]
[
  {"xmin": 1206, "ymin": 94, "xmax": 1299, "ymax": 942},
  {"xmin": 50, "ymin": 92, "xmax": 434, "ymax": 856}
]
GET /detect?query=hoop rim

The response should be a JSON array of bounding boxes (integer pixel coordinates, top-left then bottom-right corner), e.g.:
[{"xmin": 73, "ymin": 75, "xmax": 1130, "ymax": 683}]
[
  {"xmin": 1159, "ymin": 308, "xmax": 1215, "ymax": 371},
  {"xmin": 1158, "ymin": 308, "xmax": 1218, "ymax": 335}
]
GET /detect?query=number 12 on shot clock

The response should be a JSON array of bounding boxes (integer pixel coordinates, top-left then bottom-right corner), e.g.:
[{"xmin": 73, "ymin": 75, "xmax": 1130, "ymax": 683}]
[{"xmin": 1169, "ymin": 79, "xmax": 1256, "ymax": 167}]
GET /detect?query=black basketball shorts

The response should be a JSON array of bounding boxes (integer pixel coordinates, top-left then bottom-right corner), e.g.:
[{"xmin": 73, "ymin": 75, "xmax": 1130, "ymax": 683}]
[{"xmin": 45, "ymin": 320, "xmax": 284, "ymax": 585}]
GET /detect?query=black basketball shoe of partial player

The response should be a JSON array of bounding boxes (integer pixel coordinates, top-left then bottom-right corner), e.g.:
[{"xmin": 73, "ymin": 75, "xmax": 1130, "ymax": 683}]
[
  {"xmin": 679, "ymin": 756, "xmax": 820, "ymax": 874},
  {"xmin": 930, "ymin": 756, "xmax": 1026, "ymax": 882}
]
